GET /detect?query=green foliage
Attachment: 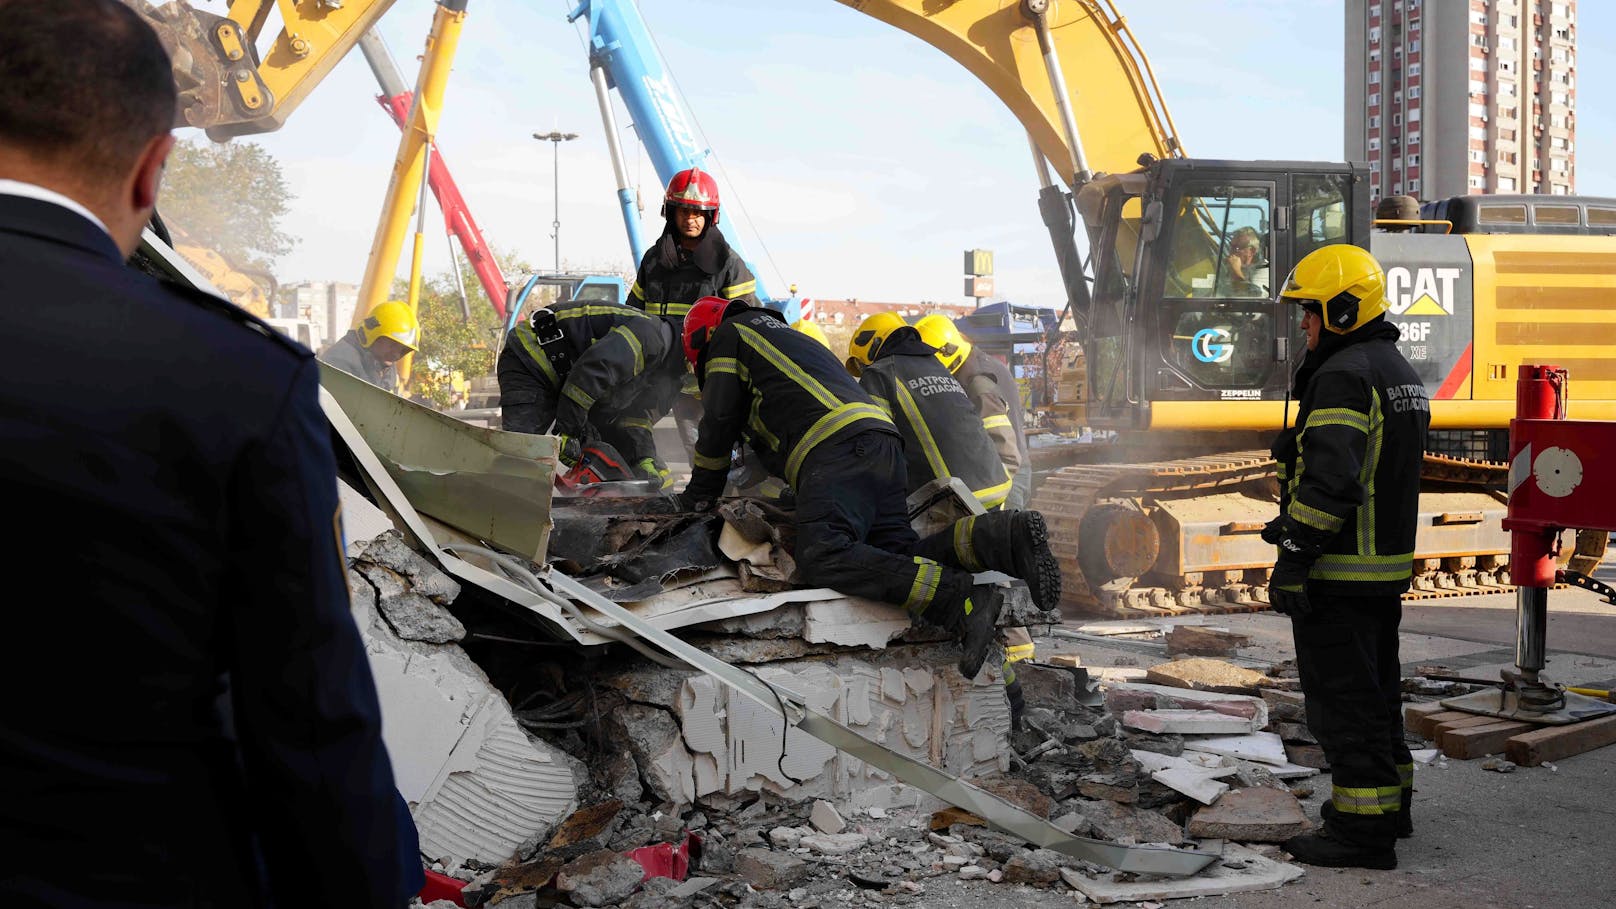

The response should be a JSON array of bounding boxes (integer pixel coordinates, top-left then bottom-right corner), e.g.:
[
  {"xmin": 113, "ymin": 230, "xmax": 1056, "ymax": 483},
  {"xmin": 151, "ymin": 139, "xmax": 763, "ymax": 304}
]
[
  {"xmin": 399, "ymin": 249, "xmax": 532, "ymax": 408},
  {"xmin": 158, "ymin": 139, "xmax": 297, "ymax": 268}
]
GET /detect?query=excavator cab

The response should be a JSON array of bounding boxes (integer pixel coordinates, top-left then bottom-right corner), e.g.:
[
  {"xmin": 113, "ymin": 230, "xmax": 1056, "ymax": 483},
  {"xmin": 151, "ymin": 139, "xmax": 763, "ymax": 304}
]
[{"xmin": 1079, "ymin": 159, "xmax": 1370, "ymax": 431}]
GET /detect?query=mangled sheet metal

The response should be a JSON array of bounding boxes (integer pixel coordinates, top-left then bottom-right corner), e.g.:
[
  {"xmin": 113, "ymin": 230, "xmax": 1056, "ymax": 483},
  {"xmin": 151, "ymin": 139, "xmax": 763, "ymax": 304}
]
[{"xmin": 320, "ymin": 364, "xmax": 556, "ymax": 563}]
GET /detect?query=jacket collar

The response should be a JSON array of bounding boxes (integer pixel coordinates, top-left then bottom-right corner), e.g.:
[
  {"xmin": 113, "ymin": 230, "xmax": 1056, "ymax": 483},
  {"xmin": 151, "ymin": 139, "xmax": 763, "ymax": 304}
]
[
  {"xmin": 0, "ymin": 192, "xmax": 123, "ymax": 263},
  {"xmin": 656, "ymin": 223, "xmax": 729, "ymax": 274},
  {"xmin": 1291, "ymin": 317, "xmax": 1402, "ymax": 395}
]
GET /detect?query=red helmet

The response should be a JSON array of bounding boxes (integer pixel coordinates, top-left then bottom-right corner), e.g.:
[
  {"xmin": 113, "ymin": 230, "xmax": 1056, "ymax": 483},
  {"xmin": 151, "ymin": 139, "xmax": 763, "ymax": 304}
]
[
  {"xmin": 662, "ymin": 167, "xmax": 720, "ymax": 224},
  {"xmin": 683, "ymin": 296, "xmax": 731, "ymax": 365}
]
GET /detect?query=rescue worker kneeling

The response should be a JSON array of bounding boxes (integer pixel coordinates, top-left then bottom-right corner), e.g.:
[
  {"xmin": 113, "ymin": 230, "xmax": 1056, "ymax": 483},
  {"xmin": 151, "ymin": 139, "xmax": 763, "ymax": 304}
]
[
  {"xmin": 849, "ymin": 313, "xmax": 1052, "ymax": 723},
  {"xmin": 1265, "ymin": 244, "xmax": 1429, "ymax": 870},
  {"xmin": 498, "ymin": 299, "xmax": 680, "ymax": 487},
  {"xmin": 677, "ymin": 297, "xmax": 1061, "ymax": 678}
]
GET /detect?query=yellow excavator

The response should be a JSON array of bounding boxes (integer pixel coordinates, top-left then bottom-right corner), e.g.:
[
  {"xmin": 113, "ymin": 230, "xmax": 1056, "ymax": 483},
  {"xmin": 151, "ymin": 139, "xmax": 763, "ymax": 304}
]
[{"xmin": 122, "ymin": 0, "xmax": 1616, "ymax": 615}]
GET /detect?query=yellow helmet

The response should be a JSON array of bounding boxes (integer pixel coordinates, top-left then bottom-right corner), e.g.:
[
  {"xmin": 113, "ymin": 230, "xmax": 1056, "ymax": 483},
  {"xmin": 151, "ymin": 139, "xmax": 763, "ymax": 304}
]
[
  {"xmin": 792, "ymin": 318, "xmax": 831, "ymax": 350},
  {"xmin": 846, "ymin": 311, "xmax": 907, "ymax": 374},
  {"xmin": 915, "ymin": 313, "xmax": 972, "ymax": 373},
  {"xmin": 360, "ymin": 300, "xmax": 420, "ymax": 351},
  {"xmin": 1278, "ymin": 244, "xmax": 1389, "ymax": 335}
]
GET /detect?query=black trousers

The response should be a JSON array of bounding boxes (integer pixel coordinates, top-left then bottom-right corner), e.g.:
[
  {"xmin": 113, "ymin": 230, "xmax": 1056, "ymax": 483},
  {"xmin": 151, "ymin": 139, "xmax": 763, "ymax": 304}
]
[
  {"xmin": 792, "ymin": 431, "xmax": 974, "ymax": 616},
  {"xmin": 1292, "ymin": 590, "xmax": 1411, "ymax": 845}
]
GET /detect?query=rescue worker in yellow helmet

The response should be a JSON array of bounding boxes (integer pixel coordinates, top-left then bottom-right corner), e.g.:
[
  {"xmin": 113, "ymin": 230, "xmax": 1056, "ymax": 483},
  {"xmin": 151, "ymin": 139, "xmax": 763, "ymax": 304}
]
[
  {"xmin": 792, "ymin": 317, "xmax": 831, "ymax": 351},
  {"xmin": 318, "ymin": 300, "xmax": 418, "ymax": 391},
  {"xmin": 1265, "ymin": 244, "xmax": 1429, "ymax": 870},
  {"xmin": 914, "ymin": 314, "xmax": 1028, "ymax": 508},
  {"xmin": 850, "ymin": 312, "xmax": 1053, "ymax": 724}
]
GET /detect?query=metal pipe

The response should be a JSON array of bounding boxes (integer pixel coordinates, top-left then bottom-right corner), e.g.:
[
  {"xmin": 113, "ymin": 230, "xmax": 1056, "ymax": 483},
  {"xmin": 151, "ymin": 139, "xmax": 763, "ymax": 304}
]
[
  {"xmin": 590, "ymin": 62, "xmax": 647, "ymax": 263},
  {"xmin": 1023, "ymin": 0, "xmax": 1091, "ymax": 185},
  {"xmin": 1028, "ymin": 131, "xmax": 1056, "ymax": 189},
  {"xmin": 1515, "ymin": 585, "xmax": 1549, "ymax": 677},
  {"xmin": 356, "ymin": 31, "xmax": 409, "ymax": 99}
]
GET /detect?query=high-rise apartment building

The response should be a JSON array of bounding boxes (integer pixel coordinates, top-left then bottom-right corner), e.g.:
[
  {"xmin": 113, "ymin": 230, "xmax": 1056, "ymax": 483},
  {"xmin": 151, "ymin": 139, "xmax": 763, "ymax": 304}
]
[
  {"xmin": 1345, "ymin": 0, "xmax": 1576, "ymax": 202},
  {"xmin": 280, "ymin": 281, "xmax": 359, "ymax": 349}
]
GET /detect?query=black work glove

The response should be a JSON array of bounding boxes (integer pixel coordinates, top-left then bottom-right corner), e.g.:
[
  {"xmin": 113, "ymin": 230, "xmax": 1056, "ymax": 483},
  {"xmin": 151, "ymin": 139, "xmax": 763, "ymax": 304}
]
[
  {"xmin": 1267, "ymin": 558, "xmax": 1312, "ymax": 618},
  {"xmin": 1261, "ymin": 516, "xmax": 1287, "ymax": 545},
  {"xmin": 671, "ymin": 491, "xmax": 714, "ymax": 513},
  {"xmin": 554, "ymin": 433, "xmax": 583, "ymax": 468}
]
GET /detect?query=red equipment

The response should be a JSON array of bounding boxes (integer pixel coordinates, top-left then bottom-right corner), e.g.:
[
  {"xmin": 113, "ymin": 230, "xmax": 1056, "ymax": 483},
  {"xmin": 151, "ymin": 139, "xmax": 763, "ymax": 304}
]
[
  {"xmin": 1498, "ymin": 364, "xmax": 1616, "ymax": 713},
  {"xmin": 375, "ymin": 90, "xmax": 509, "ymax": 319},
  {"xmin": 661, "ymin": 167, "xmax": 721, "ymax": 222},
  {"xmin": 682, "ymin": 296, "xmax": 731, "ymax": 365},
  {"xmin": 555, "ymin": 441, "xmax": 638, "ymax": 494}
]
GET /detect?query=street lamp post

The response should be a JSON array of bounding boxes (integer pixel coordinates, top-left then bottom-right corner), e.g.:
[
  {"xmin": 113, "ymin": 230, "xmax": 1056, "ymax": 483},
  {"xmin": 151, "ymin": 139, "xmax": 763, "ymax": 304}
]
[{"xmin": 533, "ymin": 130, "xmax": 579, "ymax": 273}]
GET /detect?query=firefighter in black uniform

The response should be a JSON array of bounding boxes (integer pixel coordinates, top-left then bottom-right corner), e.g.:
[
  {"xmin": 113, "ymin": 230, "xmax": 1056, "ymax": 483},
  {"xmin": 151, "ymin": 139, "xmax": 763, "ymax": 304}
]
[
  {"xmin": 915, "ymin": 314, "xmax": 1029, "ymax": 509},
  {"xmin": 678, "ymin": 298, "xmax": 1062, "ymax": 679},
  {"xmin": 850, "ymin": 312, "xmax": 1047, "ymax": 724},
  {"xmin": 497, "ymin": 299, "xmax": 680, "ymax": 487},
  {"xmin": 0, "ymin": 3, "xmax": 420, "ymax": 903},
  {"xmin": 629, "ymin": 167, "xmax": 758, "ymax": 459},
  {"xmin": 1264, "ymin": 245, "xmax": 1430, "ymax": 870}
]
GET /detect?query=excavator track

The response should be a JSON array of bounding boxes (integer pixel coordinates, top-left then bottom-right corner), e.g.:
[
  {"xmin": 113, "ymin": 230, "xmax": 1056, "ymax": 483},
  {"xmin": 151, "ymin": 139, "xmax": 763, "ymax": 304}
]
[{"xmin": 1032, "ymin": 449, "xmax": 1608, "ymax": 618}]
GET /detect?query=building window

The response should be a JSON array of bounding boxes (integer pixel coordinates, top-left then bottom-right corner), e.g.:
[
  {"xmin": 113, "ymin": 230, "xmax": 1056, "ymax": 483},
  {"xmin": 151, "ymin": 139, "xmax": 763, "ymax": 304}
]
[
  {"xmin": 1469, "ymin": 102, "xmax": 1488, "ymax": 118},
  {"xmin": 1370, "ymin": 69, "xmax": 1381, "ymax": 84},
  {"xmin": 1410, "ymin": 85, "xmax": 1420, "ymax": 99},
  {"xmin": 1498, "ymin": 176, "xmax": 1517, "ymax": 192},
  {"xmin": 1470, "ymin": 175, "xmax": 1487, "ymax": 189},
  {"xmin": 1370, "ymin": 26, "xmax": 1381, "ymax": 41},
  {"xmin": 1370, "ymin": 115, "xmax": 1381, "ymax": 129},
  {"xmin": 1408, "ymin": 130, "xmax": 1420, "ymax": 146},
  {"xmin": 1393, "ymin": 183, "xmax": 1403, "ymax": 195},
  {"xmin": 1409, "ymin": 153, "xmax": 1420, "ymax": 167},
  {"xmin": 1369, "ymin": 92, "xmax": 1381, "ymax": 107},
  {"xmin": 1409, "ymin": 63, "xmax": 1421, "ymax": 77},
  {"xmin": 1369, "ymin": 138, "xmax": 1381, "ymax": 152},
  {"xmin": 1392, "ymin": 113, "xmax": 1402, "ymax": 127},
  {"xmin": 1470, "ymin": 126, "xmax": 1488, "ymax": 141},
  {"xmin": 1411, "ymin": 38, "xmax": 1421, "ymax": 52},
  {"xmin": 1409, "ymin": 178, "xmax": 1421, "ymax": 193},
  {"xmin": 1409, "ymin": 108, "xmax": 1421, "ymax": 122}
]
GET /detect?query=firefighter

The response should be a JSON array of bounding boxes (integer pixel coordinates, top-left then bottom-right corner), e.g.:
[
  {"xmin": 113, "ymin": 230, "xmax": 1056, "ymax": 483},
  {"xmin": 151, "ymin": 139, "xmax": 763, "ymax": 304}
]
[
  {"xmin": 914, "ymin": 314, "xmax": 1029, "ymax": 509},
  {"xmin": 497, "ymin": 298, "xmax": 680, "ymax": 488},
  {"xmin": 848, "ymin": 312, "xmax": 1015, "ymax": 510},
  {"xmin": 628, "ymin": 167, "xmax": 759, "ymax": 461},
  {"xmin": 850, "ymin": 312, "xmax": 1046, "ymax": 724},
  {"xmin": 1265, "ymin": 244, "xmax": 1430, "ymax": 870},
  {"xmin": 678, "ymin": 297, "xmax": 1062, "ymax": 680},
  {"xmin": 318, "ymin": 299, "xmax": 418, "ymax": 391}
]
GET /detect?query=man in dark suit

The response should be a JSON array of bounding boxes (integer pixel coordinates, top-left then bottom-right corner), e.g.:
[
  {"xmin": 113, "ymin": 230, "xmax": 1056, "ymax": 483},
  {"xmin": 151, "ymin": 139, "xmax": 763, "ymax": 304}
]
[{"xmin": 0, "ymin": 2, "xmax": 422, "ymax": 905}]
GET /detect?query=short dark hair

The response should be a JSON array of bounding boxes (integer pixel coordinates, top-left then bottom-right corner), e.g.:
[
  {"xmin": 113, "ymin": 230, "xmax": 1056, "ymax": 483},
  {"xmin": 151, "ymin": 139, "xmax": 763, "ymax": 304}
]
[{"xmin": 0, "ymin": 0, "xmax": 177, "ymax": 180}]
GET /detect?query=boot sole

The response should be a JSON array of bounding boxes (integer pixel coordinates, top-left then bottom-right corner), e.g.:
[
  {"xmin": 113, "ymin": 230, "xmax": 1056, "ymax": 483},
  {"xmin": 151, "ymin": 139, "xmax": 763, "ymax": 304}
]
[
  {"xmin": 958, "ymin": 590, "xmax": 1004, "ymax": 679},
  {"xmin": 1012, "ymin": 511, "xmax": 1063, "ymax": 612}
]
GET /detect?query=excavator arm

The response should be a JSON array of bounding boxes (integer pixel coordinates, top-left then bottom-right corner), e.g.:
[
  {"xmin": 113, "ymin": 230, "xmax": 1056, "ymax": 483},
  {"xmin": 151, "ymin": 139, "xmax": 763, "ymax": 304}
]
[
  {"xmin": 124, "ymin": 0, "xmax": 397, "ymax": 140},
  {"xmin": 836, "ymin": 0, "xmax": 1184, "ymax": 186}
]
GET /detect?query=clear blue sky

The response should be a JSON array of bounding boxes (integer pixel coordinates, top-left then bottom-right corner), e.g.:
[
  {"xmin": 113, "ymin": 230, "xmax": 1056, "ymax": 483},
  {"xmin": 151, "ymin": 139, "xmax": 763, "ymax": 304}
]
[{"xmin": 208, "ymin": 0, "xmax": 1614, "ymax": 309}]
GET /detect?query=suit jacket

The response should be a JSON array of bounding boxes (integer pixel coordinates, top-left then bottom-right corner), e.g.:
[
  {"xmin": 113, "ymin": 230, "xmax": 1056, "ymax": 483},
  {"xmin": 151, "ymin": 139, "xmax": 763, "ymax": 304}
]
[{"xmin": 0, "ymin": 194, "xmax": 421, "ymax": 907}]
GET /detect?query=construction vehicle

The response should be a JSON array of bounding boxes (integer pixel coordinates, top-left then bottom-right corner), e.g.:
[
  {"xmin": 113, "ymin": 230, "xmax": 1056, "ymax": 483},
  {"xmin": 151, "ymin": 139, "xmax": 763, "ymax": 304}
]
[{"xmin": 123, "ymin": 0, "xmax": 1615, "ymax": 614}]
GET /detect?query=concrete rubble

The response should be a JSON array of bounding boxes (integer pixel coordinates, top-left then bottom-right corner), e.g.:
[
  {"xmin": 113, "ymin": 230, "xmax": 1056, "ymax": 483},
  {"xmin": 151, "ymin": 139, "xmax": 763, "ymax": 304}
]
[{"xmin": 349, "ymin": 474, "xmax": 1375, "ymax": 906}]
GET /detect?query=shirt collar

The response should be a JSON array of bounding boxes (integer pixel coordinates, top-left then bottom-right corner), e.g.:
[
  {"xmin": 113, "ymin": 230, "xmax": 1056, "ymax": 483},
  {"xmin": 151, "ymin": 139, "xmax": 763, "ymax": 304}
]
[{"xmin": 0, "ymin": 179, "xmax": 113, "ymax": 239}]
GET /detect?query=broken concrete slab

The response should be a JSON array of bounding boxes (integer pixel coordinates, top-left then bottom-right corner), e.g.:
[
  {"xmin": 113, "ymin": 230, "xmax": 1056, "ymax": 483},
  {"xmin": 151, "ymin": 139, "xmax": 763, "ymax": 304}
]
[
  {"xmin": 1260, "ymin": 688, "xmax": 1307, "ymax": 723},
  {"xmin": 1071, "ymin": 799, "xmax": 1186, "ymax": 845},
  {"xmin": 606, "ymin": 704, "xmax": 695, "ymax": 806},
  {"xmin": 809, "ymin": 800, "xmax": 845, "ymax": 834},
  {"xmin": 735, "ymin": 848, "xmax": 810, "ymax": 890},
  {"xmin": 1153, "ymin": 767, "xmax": 1231, "ymax": 806},
  {"xmin": 1058, "ymin": 843, "xmax": 1302, "ymax": 904},
  {"xmin": 1001, "ymin": 849, "xmax": 1064, "ymax": 885},
  {"xmin": 555, "ymin": 848, "xmax": 645, "ymax": 908},
  {"xmin": 802, "ymin": 598, "xmax": 910, "ymax": 649},
  {"xmin": 349, "ymin": 567, "xmax": 581, "ymax": 871},
  {"xmin": 1183, "ymin": 731, "xmax": 1289, "ymax": 766},
  {"xmin": 1285, "ymin": 743, "xmax": 1330, "ymax": 770},
  {"xmin": 356, "ymin": 530, "xmax": 462, "ymax": 605},
  {"xmin": 1186, "ymin": 786, "xmax": 1311, "ymax": 842},
  {"xmin": 1145, "ymin": 658, "xmax": 1271, "ymax": 694},
  {"xmin": 799, "ymin": 831, "xmax": 869, "ymax": 855},
  {"xmin": 1165, "ymin": 625, "xmax": 1250, "ymax": 658},
  {"xmin": 609, "ymin": 647, "xmax": 1008, "ymax": 808},
  {"xmin": 1122, "ymin": 709, "xmax": 1257, "ymax": 735},
  {"xmin": 373, "ymin": 590, "xmax": 466, "ymax": 644},
  {"xmin": 1104, "ymin": 683, "xmax": 1269, "ymax": 727}
]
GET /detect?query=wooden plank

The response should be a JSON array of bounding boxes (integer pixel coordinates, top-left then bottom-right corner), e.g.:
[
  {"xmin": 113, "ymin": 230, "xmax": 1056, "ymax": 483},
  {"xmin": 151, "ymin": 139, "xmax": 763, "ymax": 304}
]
[
  {"xmin": 1410, "ymin": 710, "xmax": 1475, "ymax": 740},
  {"xmin": 1437, "ymin": 720, "xmax": 1535, "ymax": 760},
  {"xmin": 1506, "ymin": 713, "xmax": 1616, "ymax": 767},
  {"xmin": 1431, "ymin": 714, "xmax": 1508, "ymax": 737},
  {"xmin": 1403, "ymin": 701, "xmax": 1449, "ymax": 733}
]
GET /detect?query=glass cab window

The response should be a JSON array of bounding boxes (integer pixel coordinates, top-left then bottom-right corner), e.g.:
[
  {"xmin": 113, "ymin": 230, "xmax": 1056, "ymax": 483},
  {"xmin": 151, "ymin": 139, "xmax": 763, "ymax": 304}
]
[{"xmin": 1158, "ymin": 184, "xmax": 1276, "ymax": 391}]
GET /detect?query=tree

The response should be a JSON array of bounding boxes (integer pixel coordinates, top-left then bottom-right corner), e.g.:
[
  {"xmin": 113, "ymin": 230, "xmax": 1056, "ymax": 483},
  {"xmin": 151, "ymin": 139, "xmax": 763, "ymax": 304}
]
[
  {"xmin": 158, "ymin": 139, "xmax": 297, "ymax": 269},
  {"xmin": 401, "ymin": 249, "xmax": 533, "ymax": 409}
]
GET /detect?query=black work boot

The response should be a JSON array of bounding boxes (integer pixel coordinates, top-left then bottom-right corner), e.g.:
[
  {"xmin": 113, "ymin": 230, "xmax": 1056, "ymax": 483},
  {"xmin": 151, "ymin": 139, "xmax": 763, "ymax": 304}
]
[
  {"xmin": 928, "ymin": 510, "xmax": 1061, "ymax": 611},
  {"xmin": 956, "ymin": 586, "xmax": 1005, "ymax": 679},
  {"xmin": 1284, "ymin": 819, "xmax": 1397, "ymax": 870},
  {"xmin": 1004, "ymin": 662, "xmax": 1026, "ymax": 731},
  {"xmin": 1322, "ymin": 799, "xmax": 1412, "ymax": 838}
]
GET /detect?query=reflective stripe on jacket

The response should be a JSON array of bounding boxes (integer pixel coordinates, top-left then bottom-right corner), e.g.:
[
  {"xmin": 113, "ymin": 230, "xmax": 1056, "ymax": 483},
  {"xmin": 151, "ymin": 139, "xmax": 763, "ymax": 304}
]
[
  {"xmin": 687, "ymin": 306, "xmax": 894, "ymax": 500},
  {"xmin": 861, "ymin": 332, "xmax": 1014, "ymax": 509}
]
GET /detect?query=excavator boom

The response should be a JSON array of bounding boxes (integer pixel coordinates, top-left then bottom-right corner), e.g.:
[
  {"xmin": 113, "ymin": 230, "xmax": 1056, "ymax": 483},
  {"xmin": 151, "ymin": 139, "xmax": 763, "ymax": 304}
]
[{"xmin": 836, "ymin": 0, "xmax": 1184, "ymax": 184}]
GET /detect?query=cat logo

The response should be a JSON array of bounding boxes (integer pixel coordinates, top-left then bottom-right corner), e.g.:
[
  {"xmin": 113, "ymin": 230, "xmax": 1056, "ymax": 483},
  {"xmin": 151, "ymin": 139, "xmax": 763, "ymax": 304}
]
[{"xmin": 1384, "ymin": 266, "xmax": 1460, "ymax": 317}]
